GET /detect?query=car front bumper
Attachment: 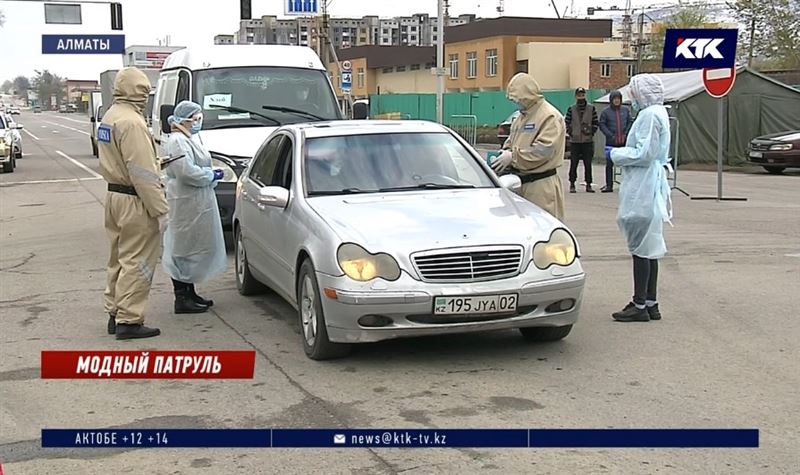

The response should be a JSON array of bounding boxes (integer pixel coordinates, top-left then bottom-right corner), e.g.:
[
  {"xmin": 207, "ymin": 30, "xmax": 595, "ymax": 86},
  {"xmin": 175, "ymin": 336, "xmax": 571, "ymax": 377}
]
[
  {"xmin": 747, "ymin": 149, "xmax": 800, "ymax": 167},
  {"xmin": 316, "ymin": 268, "xmax": 585, "ymax": 343}
]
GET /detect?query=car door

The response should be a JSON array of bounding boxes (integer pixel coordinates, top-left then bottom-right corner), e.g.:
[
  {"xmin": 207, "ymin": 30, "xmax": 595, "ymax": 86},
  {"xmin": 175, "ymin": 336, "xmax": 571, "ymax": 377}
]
[
  {"xmin": 240, "ymin": 134, "xmax": 284, "ymax": 283},
  {"xmin": 258, "ymin": 133, "xmax": 298, "ymax": 299}
]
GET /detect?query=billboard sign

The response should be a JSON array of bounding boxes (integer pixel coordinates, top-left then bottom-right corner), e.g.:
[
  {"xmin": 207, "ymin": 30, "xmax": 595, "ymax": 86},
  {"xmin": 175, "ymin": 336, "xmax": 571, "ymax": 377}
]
[{"xmin": 662, "ymin": 29, "xmax": 738, "ymax": 70}]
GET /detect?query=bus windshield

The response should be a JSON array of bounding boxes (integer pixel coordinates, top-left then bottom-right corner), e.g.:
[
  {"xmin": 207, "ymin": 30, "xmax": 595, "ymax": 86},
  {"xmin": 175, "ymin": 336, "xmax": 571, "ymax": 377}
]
[{"xmin": 192, "ymin": 66, "xmax": 341, "ymax": 130}]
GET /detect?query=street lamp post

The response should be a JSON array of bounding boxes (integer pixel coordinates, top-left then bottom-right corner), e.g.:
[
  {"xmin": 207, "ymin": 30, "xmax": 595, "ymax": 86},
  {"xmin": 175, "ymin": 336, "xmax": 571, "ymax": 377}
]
[{"xmin": 436, "ymin": 0, "xmax": 444, "ymax": 124}]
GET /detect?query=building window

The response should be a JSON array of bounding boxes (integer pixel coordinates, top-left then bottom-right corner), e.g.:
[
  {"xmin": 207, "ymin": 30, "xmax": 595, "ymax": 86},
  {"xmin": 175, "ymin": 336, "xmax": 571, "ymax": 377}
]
[
  {"xmin": 449, "ymin": 54, "xmax": 459, "ymax": 79},
  {"xmin": 411, "ymin": 64, "xmax": 420, "ymax": 71},
  {"xmin": 601, "ymin": 63, "xmax": 611, "ymax": 78},
  {"xmin": 396, "ymin": 65, "xmax": 406, "ymax": 72},
  {"xmin": 382, "ymin": 28, "xmax": 389, "ymax": 34},
  {"xmin": 425, "ymin": 62, "xmax": 435, "ymax": 69},
  {"xmin": 382, "ymin": 67, "xmax": 393, "ymax": 73},
  {"xmin": 466, "ymin": 52, "xmax": 477, "ymax": 79},
  {"xmin": 486, "ymin": 49, "xmax": 498, "ymax": 77},
  {"xmin": 357, "ymin": 68, "xmax": 365, "ymax": 88},
  {"xmin": 627, "ymin": 64, "xmax": 635, "ymax": 77},
  {"xmin": 410, "ymin": 35, "xmax": 417, "ymax": 41}
]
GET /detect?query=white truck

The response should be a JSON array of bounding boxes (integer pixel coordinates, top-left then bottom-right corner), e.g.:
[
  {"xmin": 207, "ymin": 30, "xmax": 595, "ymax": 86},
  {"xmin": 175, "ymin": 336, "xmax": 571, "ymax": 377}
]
[
  {"xmin": 88, "ymin": 91, "xmax": 103, "ymax": 157},
  {"xmin": 93, "ymin": 69, "xmax": 157, "ymax": 156}
]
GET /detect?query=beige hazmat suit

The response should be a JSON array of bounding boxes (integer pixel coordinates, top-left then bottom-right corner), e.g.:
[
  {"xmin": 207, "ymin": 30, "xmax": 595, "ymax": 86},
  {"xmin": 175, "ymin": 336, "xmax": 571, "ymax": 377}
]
[
  {"xmin": 99, "ymin": 68, "xmax": 169, "ymax": 325},
  {"xmin": 502, "ymin": 73, "xmax": 566, "ymax": 221}
]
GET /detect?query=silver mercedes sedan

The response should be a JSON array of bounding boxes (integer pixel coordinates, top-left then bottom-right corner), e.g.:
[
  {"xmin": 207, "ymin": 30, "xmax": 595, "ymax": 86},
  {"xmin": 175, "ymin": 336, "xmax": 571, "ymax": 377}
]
[{"xmin": 233, "ymin": 120, "xmax": 585, "ymax": 360}]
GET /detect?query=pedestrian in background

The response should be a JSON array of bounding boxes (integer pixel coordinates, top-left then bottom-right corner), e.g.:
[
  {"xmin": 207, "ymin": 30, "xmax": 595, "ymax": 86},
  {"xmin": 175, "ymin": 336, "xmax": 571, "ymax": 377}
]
[
  {"xmin": 490, "ymin": 72, "xmax": 566, "ymax": 220},
  {"xmin": 162, "ymin": 100, "xmax": 227, "ymax": 314},
  {"xmin": 605, "ymin": 74, "xmax": 672, "ymax": 323},
  {"xmin": 565, "ymin": 87, "xmax": 599, "ymax": 193},
  {"xmin": 98, "ymin": 67, "xmax": 168, "ymax": 340},
  {"xmin": 598, "ymin": 90, "xmax": 634, "ymax": 193}
]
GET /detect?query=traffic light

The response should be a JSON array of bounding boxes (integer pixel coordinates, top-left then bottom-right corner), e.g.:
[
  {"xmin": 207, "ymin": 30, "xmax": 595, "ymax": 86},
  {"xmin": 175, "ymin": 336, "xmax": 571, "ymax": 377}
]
[
  {"xmin": 240, "ymin": 0, "xmax": 252, "ymax": 20},
  {"xmin": 110, "ymin": 2, "xmax": 123, "ymax": 30}
]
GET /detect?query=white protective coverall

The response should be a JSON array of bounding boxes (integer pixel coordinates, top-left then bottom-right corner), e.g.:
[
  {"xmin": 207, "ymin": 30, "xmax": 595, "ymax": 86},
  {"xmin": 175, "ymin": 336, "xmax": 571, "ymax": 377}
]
[
  {"xmin": 162, "ymin": 132, "xmax": 227, "ymax": 283},
  {"xmin": 610, "ymin": 74, "xmax": 673, "ymax": 259}
]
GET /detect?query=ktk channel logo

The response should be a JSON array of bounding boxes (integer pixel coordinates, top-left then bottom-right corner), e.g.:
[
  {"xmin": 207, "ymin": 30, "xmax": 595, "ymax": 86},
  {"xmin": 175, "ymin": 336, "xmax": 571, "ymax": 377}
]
[{"xmin": 662, "ymin": 29, "xmax": 738, "ymax": 69}]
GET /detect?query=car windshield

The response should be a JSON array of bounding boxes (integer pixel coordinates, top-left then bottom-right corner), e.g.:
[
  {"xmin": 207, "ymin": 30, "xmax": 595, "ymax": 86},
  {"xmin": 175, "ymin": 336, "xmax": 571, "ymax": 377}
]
[
  {"xmin": 193, "ymin": 66, "xmax": 341, "ymax": 130},
  {"xmin": 304, "ymin": 132, "xmax": 496, "ymax": 196}
]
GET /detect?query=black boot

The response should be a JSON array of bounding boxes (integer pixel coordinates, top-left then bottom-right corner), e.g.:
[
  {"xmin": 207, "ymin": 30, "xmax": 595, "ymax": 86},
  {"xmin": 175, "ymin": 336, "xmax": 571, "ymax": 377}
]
[
  {"xmin": 601, "ymin": 185, "xmax": 614, "ymax": 193},
  {"xmin": 188, "ymin": 284, "xmax": 214, "ymax": 307},
  {"xmin": 108, "ymin": 314, "xmax": 116, "ymax": 335},
  {"xmin": 175, "ymin": 289, "xmax": 208, "ymax": 314},
  {"xmin": 116, "ymin": 323, "xmax": 161, "ymax": 340},
  {"xmin": 586, "ymin": 184, "xmax": 596, "ymax": 193},
  {"xmin": 569, "ymin": 183, "xmax": 577, "ymax": 193}
]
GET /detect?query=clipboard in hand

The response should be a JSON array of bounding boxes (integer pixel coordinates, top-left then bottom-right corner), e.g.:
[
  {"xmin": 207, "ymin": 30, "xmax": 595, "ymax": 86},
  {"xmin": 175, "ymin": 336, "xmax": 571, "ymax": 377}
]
[{"xmin": 159, "ymin": 154, "xmax": 185, "ymax": 170}]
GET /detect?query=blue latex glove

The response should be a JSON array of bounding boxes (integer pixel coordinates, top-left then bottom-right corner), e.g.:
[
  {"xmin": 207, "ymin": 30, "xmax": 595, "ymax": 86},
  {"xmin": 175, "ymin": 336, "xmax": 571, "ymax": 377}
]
[
  {"xmin": 604, "ymin": 146, "xmax": 614, "ymax": 159},
  {"xmin": 212, "ymin": 169, "xmax": 225, "ymax": 181}
]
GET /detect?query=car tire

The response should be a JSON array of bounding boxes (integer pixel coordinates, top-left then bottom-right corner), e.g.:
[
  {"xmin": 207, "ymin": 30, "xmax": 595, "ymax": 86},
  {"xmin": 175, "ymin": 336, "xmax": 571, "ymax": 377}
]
[
  {"xmin": 234, "ymin": 226, "xmax": 266, "ymax": 296},
  {"xmin": 519, "ymin": 325, "xmax": 573, "ymax": 342},
  {"xmin": 297, "ymin": 259, "xmax": 351, "ymax": 360},
  {"xmin": 15, "ymin": 148, "xmax": 22, "ymax": 159},
  {"xmin": 91, "ymin": 139, "xmax": 98, "ymax": 158},
  {"xmin": 764, "ymin": 166, "xmax": 785, "ymax": 175}
]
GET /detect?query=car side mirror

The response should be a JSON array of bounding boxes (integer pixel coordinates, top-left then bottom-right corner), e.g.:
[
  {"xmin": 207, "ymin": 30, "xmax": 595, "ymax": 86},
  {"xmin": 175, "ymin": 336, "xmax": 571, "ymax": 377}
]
[
  {"xmin": 257, "ymin": 186, "xmax": 289, "ymax": 208},
  {"xmin": 13, "ymin": 124, "xmax": 23, "ymax": 130},
  {"xmin": 90, "ymin": 117, "xmax": 96, "ymax": 123},
  {"xmin": 160, "ymin": 104, "xmax": 175, "ymax": 135},
  {"xmin": 498, "ymin": 174, "xmax": 522, "ymax": 192}
]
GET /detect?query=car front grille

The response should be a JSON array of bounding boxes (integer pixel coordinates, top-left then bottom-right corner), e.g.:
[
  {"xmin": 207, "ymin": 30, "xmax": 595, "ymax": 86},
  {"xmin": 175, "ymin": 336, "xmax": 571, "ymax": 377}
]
[
  {"xmin": 750, "ymin": 142, "xmax": 772, "ymax": 152},
  {"xmin": 412, "ymin": 246, "xmax": 524, "ymax": 282}
]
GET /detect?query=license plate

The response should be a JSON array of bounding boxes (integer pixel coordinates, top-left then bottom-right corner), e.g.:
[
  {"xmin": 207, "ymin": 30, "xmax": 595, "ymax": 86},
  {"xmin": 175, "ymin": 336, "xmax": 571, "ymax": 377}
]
[
  {"xmin": 749, "ymin": 151, "xmax": 762, "ymax": 158},
  {"xmin": 434, "ymin": 294, "xmax": 518, "ymax": 315}
]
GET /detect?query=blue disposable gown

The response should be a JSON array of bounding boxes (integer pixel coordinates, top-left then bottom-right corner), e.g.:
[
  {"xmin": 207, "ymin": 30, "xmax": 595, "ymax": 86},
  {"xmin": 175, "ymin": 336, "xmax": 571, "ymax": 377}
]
[
  {"xmin": 162, "ymin": 133, "xmax": 227, "ymax": 283},
  {"xmin": 610, "ymin": 75, "xmax": 673, "ymax": 259}
]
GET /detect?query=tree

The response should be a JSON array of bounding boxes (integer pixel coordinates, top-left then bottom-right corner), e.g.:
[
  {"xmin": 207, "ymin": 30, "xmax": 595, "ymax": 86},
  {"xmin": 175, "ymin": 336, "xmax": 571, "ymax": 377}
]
[
  {"xmin": 730, "ymin": 0, "xmax": 800, "ymax": 69},
  {"xmin": 13, "ymin": 76, "xmax": 31, "ymax": 96},
  {"xmin": 647, "ymin": 7, "xmax": 710, "ymax": 67},
  {"xmin": 1, "ymin": 80, "xmax": 12, "ymax": 94},
  {"xmin": 32, "ymin": 70, "xmax": 66, "ymax": 107}
]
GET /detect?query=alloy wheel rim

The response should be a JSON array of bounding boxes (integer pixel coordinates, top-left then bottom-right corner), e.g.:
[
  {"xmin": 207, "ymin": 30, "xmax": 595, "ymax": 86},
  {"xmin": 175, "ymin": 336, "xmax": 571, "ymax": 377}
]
[
  {"xmin": 236, "ymin": 233, "xmax": 245, "ymax": 283},
  {"xmin": 301, "ymin": 276, "xmax": 317, "ymax": 346}
]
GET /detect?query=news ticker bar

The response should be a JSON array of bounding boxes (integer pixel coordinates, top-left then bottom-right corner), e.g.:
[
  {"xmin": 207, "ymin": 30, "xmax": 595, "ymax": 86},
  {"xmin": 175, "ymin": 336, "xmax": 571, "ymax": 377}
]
[{"xmin": 42, "ymin": 429, "xmax": 759, "ymax": 448}]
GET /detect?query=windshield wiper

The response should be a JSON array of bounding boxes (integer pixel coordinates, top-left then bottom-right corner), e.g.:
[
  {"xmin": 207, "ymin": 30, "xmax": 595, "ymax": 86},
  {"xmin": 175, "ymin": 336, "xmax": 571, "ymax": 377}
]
[
  {"xmin": 262, "ymin": 105, "xmax": 326, "ymax": 121},
  {"xmin": 209, "ymin": 105, "xmax": 280, "ymax": 125},
  {"xmin": 379, "ymin": 183, "xmax": 476, "ymax": 192},
  {"xmin": 308, "ymin": 187, "xmax": 377, "ymax": 196}
]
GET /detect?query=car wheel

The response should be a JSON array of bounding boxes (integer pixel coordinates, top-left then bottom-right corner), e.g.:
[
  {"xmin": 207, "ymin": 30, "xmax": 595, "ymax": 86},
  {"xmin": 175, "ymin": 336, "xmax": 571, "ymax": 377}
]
[
  {"xmin": 234, "ymin": 226, "xmax": 266, "ymax": 296},
  {"xmin": 519, "ymin": 325, "xmax": 573, "ymax": 342},
  {"xmin": 91, "ymin": 139, "xmax": 98, "ymax": 158},
  {"xmin": 764, "ymin": 166, "xmax": 785, "ymax": 175},
  {"xmin": 297, "ymin": 259, "xmax": 351, "ymax": 360}
]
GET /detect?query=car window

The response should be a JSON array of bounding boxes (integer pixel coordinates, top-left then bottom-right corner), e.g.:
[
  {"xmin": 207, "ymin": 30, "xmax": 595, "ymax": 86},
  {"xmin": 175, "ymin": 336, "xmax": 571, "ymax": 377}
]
[
  {"xmin": 250, "ymin": 135, "xmax": 284, "ymax": 185},
  {"xmin": 176, "ymin": 71, "xmax": 190, "ymax": 103},
  {"xmin": 272, "ymin": 137, "xmax": 293, "ymax": 188},
  {"xmin": 304, "ymin": 132, "xmax": 496, "ymax": 195}
]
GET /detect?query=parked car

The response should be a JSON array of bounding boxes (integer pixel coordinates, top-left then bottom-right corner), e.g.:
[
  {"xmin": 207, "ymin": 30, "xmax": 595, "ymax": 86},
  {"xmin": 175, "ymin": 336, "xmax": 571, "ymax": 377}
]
[
  {"xmin": 1, "ymin": 114, "xmax": 23, "ymax": 160},
  {"xmin": 8, "ymin": 106, "xmax": 21, "ymax": 115},
  {"xmin": 233, "ymin": 120, "xmax": 585, "ymax": 360},
  {"xmin": 496, "ymin": 110, "xmax": 571, "ymax": 159},
  {"xmin": 33, "ymin": 105, "xmax": 42, "ymax": 113},
  {"xmin": 747, "ymin": 130, "xmax": 800, "ymax": 174},
  {"xmin": 58, "ymin": 105, "xmax": 67, "ymax": 113}
]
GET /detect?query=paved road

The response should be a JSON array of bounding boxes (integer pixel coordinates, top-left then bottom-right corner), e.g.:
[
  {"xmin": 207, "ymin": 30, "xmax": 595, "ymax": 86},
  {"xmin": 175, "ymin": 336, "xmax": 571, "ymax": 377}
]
[{"xmin": 1, "ymin": 112, "xmax": 799, "ymax": 474}]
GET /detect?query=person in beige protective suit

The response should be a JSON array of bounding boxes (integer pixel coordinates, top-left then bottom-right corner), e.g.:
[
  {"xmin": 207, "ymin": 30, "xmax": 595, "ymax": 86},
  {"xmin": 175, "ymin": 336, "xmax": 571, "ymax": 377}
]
[
  {"xmin": 491, "ymin": 73, "xmax": 566, "ymax": 221},
  {"xmin": 98, "ymin": 67, "xmax": 169, "ymax": 340}
]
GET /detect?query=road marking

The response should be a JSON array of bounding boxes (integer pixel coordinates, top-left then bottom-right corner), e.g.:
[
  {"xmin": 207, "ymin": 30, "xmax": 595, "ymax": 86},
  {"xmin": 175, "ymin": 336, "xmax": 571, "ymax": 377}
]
[
  {"xmin": 786, "ymin": 253, "xmax": 800, "ymax": 258},
  {"xmin": 45, "ymin": 121, "xmax": 90, "ymax": 136},
  {"xmin": 23, "ymin": 129, "xmax": 41, "ymax": 141},
  {"xmin": 52, "ymin": 116, "xmax": 89, "ymax": 125},
  {"xmin": 0, "ymin": 177, "xmax": 103, "ymax": 186},
  {"xmin": 56, "ymin": 150, "xmax": 103, "ymax": 179}
]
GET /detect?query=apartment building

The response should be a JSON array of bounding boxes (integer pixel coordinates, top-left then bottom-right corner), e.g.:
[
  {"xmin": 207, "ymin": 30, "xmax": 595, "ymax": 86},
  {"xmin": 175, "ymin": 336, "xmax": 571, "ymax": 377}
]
[{"xmin": 226, "ymin": 13, "xmax": 477, "ymax": 49}]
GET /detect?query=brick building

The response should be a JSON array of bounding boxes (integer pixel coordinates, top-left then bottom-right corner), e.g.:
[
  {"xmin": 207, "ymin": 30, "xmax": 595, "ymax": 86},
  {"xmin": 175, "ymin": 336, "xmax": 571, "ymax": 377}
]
[{"xmin": 589, "ymin": 57, "xmax": 637, "ymax": 91}]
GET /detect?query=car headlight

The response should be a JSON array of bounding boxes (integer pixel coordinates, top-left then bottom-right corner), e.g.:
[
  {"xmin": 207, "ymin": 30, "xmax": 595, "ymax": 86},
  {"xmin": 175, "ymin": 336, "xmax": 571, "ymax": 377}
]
[
  {"xmin": 769, "ymin": 144, "xmax": 792, "ymax": 151},
  {"xmin": 211, "ymin": 158, "xmax": 238, "ymax": 183},
  {"xmin": 3, "ymin": 135, "xmax": 11, "ymax": 146},
  {"xmin": 533, "ymin": 228, "xmax": 577, "ymax": 270},
  {"xmin": 337, "ymin": 243, "xmax": 401, "ymax": 282}
]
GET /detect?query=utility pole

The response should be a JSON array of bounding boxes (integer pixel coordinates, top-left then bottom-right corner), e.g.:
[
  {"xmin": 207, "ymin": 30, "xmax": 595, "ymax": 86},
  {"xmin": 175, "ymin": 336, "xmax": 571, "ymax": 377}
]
[
  {"xmin": 636, "ymin": 10, "xmax": 644, "ymax": 73},
  {"xmin": 320, "ymin": 0, "xmax": 351, "ymax": 118},
  {"xmin": 436, "ymin": 0, "xmax": 445, "ymax": 124},
  {"xmin": 747, "ymin": 16, "xmax": 755, "ymax": 67}
]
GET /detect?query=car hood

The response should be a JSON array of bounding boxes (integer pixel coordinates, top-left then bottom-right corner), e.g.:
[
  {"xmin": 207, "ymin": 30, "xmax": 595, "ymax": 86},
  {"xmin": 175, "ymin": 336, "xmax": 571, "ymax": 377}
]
[
  {"xmin": 753, "ymin": 130, "xmax": 800, "ymax": 142},
  {"xmin": 198, "ymin": 126, "xmax": 278, "ymax": 159},
  {"xmin": 307, "ymin": 188, "xmax": 564, "ymax": 257}
]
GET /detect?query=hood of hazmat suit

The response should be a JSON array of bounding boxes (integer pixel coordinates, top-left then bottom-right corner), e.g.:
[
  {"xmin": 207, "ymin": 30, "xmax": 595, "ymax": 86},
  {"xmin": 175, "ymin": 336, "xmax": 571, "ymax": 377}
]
[
  {"xmin": 161, "ymin": 125, "xmax": 227, "ymax": 283},
  {"xmin": 113, "ymin": 67, "xmax": 150, "ymax": 113},
  {"xmin": 609, "ymin": 74, "xmax": 673, "ymax": 259}
]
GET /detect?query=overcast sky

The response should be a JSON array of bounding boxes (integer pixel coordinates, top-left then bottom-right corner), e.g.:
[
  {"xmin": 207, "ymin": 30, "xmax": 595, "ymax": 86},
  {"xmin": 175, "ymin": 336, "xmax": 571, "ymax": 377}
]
[{"xmin": 0, "ymin": 0, "xmax": 627, "ymax": 81}]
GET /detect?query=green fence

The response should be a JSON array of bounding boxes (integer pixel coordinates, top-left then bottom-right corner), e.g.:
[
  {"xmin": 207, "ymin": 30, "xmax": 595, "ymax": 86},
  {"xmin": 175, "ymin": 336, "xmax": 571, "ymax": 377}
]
[{"xmin": 369, "ymin": 89, "xmax": 606, "ymax": 126}]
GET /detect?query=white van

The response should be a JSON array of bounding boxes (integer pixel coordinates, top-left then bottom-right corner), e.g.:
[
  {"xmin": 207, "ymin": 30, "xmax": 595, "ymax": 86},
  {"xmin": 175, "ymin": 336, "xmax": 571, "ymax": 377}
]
[{"xmin": 152, "ymin": 45, "xmax": 342, "ymax": 228}]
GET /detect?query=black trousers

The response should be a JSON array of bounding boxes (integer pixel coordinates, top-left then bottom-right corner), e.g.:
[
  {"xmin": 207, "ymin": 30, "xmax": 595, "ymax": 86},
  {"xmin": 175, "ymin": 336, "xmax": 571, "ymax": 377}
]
[
  {"xmin": 569, "ymin": 142, "xmax": 594, "ymax": 185},
  {"xmin": 632, "ymin": 256, "xmax": 659, "ymax": 305},
  {"xmin": 605, "ymin": 144, "xmax": 624, "ymax": 188}
]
